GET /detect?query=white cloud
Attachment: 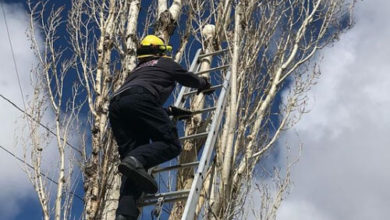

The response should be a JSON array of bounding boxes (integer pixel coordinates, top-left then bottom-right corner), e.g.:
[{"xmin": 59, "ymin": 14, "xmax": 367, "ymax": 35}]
[
  {"xmin": 0, "ymin": 2, "xmax": 41, "ymax": 219},
  {"xmin": 278, "ymin": 1, "xmax": 390, "ymax": 220},
  {"xmin": 1, "ymin": 2, "xmax": 84, "ymax": 219},
  {"xmin": 278, "ymin": 199, "xmax": 331, "ymax": 220}
]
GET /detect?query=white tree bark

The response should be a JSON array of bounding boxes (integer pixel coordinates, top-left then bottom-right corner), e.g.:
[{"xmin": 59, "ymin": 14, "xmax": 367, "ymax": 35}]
[
  {"xmin": 156, "ymin": 0, "xmax": 183, "ymax": 42},
  {"xmin": 221, "ymin": 2, "xmax": 243, "ymax": 199},
  {"xmin": 169, "ymin": 0, "xmax": 182, "ymax": 21}
]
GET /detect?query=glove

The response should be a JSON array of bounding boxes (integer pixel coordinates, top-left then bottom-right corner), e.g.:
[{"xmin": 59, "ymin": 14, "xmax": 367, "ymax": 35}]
[
  {"xmin": 197, "ymin": 77, "xmax": 214, "ymax": 95},
  {"xmin": 166, "ymin": 106, "xmax": 193, "ymax": 120}
]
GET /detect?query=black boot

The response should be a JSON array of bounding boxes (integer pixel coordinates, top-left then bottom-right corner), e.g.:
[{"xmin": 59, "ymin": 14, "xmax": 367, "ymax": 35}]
[
  {"xmin": 116, "ymin": 214, "xmax": 128, "ymax": 220},
  {"xmin": 118, "ymin": 156, "xmax": 158, "ymax": 194},
  {"xmin": 116, "ymin": 214, "xmax": 139, "ymax": 220}
]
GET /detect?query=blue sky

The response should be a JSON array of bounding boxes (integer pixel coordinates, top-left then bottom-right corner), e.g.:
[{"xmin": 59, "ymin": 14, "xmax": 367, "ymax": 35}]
[{"xmin": 1, "ymin": 0, "xmax": 390, "ymax": 220}]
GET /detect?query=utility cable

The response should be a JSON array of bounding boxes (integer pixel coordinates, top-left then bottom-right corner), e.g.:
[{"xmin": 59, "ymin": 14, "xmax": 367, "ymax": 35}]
[
  {"xmin": 1, "ymin": 2, "xmax": 84, "ymax": 203},
  {"xmin": 1, "ymin": 2, "xmax": 27, "ymax": 112},
  {"xmin": 0, "ymin": 144, "xmax": 84, "ymax": 202},
  {"xmin": 1, "ymin": 5, "xmax": 81, "ymax": 155},
  {"xmin": 0, "ymin": 94, "xmax": 82, "ymax": 154},
  {"xmin": 2, "ymin": 3, "xmax": 79, "ymax": 153}
]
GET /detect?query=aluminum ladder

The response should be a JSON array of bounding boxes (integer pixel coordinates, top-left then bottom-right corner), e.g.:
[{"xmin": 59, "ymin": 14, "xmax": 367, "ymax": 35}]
[{"xmin": 138, "ymin": 48, "xmax": 231, "ymax": 220}]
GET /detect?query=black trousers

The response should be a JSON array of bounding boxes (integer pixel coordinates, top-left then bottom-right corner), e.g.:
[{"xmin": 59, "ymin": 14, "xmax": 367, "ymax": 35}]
[{"xmin": 109, "ymin": 86, "xmax": 182, "ymax": 217}]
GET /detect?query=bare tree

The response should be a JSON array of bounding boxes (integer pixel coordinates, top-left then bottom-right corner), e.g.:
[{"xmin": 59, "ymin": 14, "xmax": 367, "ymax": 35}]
[
  {"xmin": 22, "ymin": 0, "xmax": 354, "ymax": 219},
  {"xmin": 21, "ymin": 2, "xmax": 83, "ymax": 220},
  {"xmin": 169, "ymin": 0, "xmax": 355, "ymax": 219}
]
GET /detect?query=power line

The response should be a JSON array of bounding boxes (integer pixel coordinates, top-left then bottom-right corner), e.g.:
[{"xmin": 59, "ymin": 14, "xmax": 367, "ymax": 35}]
[
  {"xmin": 1, "ymin": 1, "xmax": 84, "ymax": 204},
  {"xmin": 1, "ymin": 1, "xmax": 27, "ymax": 113},
  {"xmin": 0, "ymin": 94, "xmax": 82, "ymax": 154},
  {"xmin": 1, "ymin": 2, "xmax": 81, "ymax": 155},
  {"xmin": 0, "ymin": 143, "xmax": 84, "ymax": 202}
]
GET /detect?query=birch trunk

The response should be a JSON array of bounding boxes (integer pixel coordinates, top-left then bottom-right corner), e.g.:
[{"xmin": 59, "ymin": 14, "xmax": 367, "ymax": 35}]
[
  {"xmin": 101, "ymin": 1, "xmax": 140, "ymax": 218},
  {"xmin": 221, "ymin": 1, "xmax": 243, "ymax": 200},
  {"xmin": 85, "ymin": 0, "xmax": 117, "ymax": 217}
]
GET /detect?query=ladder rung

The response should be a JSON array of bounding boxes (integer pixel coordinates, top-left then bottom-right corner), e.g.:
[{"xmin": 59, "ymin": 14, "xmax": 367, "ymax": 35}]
[
  {"xmin": 183, "ymin": 84, "xmax": 223, "ymax": 96},
  {"xmin": 152, "ymin": 161, "xmax": 200, "ymax": 174},
  {"xmin": 195, "ymin": 65, "xmax": 230, "ymax": 75},
  {"xmin": 191, "ymin": 106, "xmax": 216, "ymax": 115},
  {"xmin": 138, "ymin": 190, "xmax": 190, "ymax": 207},
  {"xmin": 174, "ymin": 107, "xmax": 216, "ymax": 120},
  {"xmin": 179, "ymin": 131, "xmax": 208, "ymax": 141},
  {"xmin": 198, "ymin": 48, "xmax": 229, "ymax": 59}
]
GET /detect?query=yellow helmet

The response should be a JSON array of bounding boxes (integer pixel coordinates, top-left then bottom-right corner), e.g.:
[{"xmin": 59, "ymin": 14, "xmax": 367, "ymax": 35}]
[{"xmin": 137, "ymin": 35, "xmax": 172, "ymax": 58}]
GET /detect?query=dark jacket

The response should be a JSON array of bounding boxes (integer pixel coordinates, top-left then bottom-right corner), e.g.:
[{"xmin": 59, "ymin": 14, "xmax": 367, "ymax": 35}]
[{"xmin": 115, "ymin": 57, "xmax": 206, "ymax": 105}]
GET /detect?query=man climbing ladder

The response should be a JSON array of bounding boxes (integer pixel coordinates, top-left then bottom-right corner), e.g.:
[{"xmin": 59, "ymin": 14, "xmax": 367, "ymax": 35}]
[{"xmin": 109, "ymin": 35, "xmax": 213, "ymax": 220}]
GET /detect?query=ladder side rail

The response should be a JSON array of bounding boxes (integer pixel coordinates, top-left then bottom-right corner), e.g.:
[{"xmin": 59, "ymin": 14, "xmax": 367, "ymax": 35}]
[
  {"xmin": 181, "ymin": 70, "xmax": 232, "ymax": 220},
  {"xmin": 174, "ymin": 49, "xmax": 202, "ymax": 108}
]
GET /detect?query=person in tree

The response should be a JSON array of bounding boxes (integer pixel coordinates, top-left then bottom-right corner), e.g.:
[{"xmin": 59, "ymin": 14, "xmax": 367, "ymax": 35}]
[{"xmin": 109, "ymin": 35, "xmax": 213, "ymax": 220}]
